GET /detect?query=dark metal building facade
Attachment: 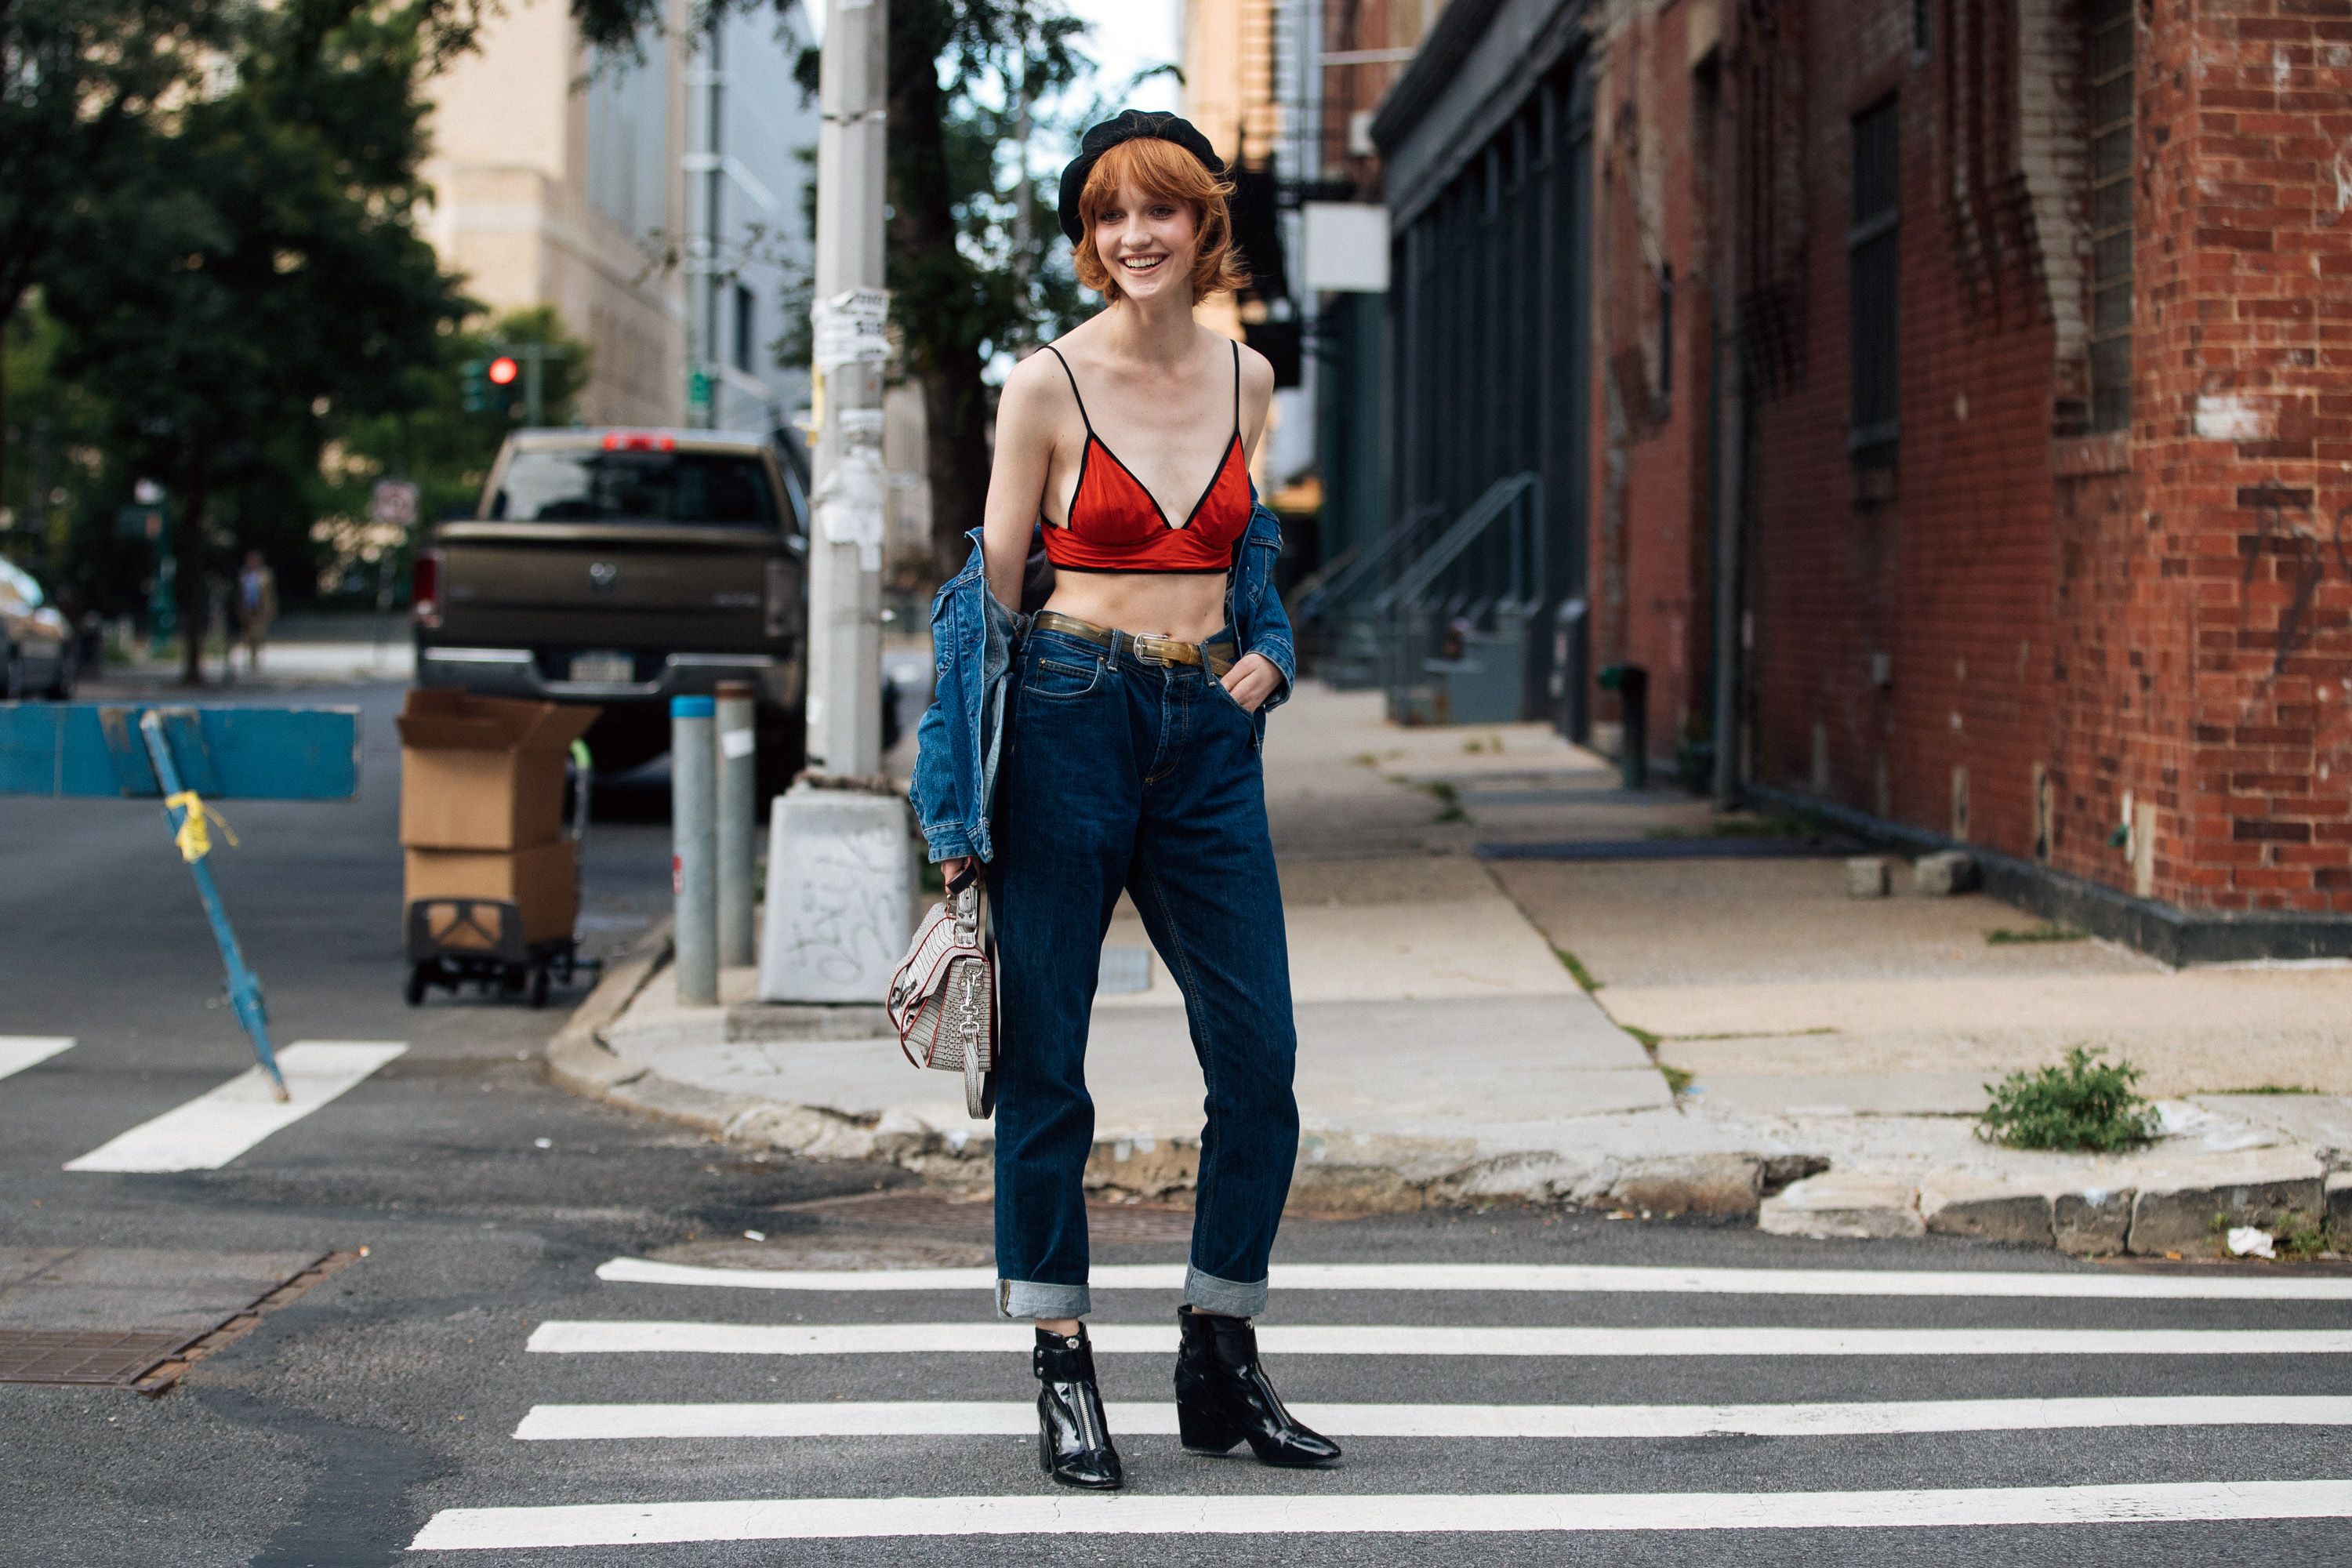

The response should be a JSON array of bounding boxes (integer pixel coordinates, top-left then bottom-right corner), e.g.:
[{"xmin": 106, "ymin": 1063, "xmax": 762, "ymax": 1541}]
[{"xmin": 1373, "ymin": 0, "xmax": 1595, "ymax": 729}]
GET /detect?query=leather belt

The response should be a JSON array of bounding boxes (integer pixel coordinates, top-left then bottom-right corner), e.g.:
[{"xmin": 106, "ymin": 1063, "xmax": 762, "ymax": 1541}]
[{"xmin": 1032, "ymin": 610, "xmax": 1236, "ymax": 677}]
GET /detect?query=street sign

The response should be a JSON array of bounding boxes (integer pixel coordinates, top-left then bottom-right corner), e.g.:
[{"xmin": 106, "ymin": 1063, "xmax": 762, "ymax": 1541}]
[
  {"xmin": 371, "ymin": 480, "xmax": 419, "ymax": 529},
  {"xmin": 687, "ymin": 367, "xmax": 713, "ymax": 411}
]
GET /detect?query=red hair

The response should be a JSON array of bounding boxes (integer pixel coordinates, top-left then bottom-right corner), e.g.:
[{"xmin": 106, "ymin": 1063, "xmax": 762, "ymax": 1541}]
[{"xmin": 1072, "ymin": 138, "xmax": 1252, "ymax": 302}]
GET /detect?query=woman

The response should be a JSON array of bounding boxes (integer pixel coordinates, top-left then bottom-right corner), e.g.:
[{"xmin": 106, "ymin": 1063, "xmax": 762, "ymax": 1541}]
[{"xmin": 909, "ymin": 111, "xmax": 1338, "ymax": 1491}]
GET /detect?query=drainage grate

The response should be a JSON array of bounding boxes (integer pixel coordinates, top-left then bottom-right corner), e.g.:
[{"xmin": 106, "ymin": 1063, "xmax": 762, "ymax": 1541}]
[{"xmin": 0, "ymin": 1329, "xmax": 192, "ymax": 1386}]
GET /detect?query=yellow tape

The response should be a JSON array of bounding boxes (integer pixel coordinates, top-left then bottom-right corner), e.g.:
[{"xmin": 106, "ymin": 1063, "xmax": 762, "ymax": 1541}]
[{"xmin": 165, "ymin": 790, "xmax": 239, "ymax": 862}]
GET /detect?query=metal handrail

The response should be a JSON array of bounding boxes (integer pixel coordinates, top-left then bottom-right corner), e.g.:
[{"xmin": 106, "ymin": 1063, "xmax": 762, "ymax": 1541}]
[
  {"xmin": 1295, "ymin": 501, "xmax": 1446, "ymax": 622},
  {"xmin": 1374, "ymin": 472, "xmax": 1544, "ymax": 615}
]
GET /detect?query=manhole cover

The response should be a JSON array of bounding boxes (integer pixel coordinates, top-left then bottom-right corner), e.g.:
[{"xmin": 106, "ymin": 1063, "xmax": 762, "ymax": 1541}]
[
  {"xmin": 783, "ymin": 1190, "xmax": 1200, "ymax": 1246},
  {"xmin": 0, "ymin": 1329, "xmax": 191, "ymax": 1386}
]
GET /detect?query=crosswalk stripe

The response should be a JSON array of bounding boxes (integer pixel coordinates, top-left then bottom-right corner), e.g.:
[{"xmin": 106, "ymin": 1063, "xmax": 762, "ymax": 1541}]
[
  {"xmin": 63, "ymin": 1041, "xmax": 408, "ymax": 1173},
  {"xmin": 512, "ymin": 1394, "xmax": 2352, "ymax": 1443},
  {"xmin": 0, "ymin": 1036, "xmax": 74, "ymax": 1080},
  {"xmin": 597, "ymin": 1257, "xmax": 2352, "ymax": 1301},
  {"xmin": 524, "ymin": 1320, "xmax": 2352, "ymax": 1358},
  {"xmin": 406, "ymin": 1479, "xmax": 2352, "ymax": 1549}
]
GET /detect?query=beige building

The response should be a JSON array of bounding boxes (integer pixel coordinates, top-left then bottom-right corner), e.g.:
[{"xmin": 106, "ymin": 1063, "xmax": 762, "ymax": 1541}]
[{"xmin": 420, "ymin": 0, "xmax": 693, "ymax": 426}]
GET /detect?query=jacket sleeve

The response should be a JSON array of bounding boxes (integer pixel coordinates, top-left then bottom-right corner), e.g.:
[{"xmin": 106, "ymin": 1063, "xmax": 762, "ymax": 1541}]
[
  {"xmin": 906, "ymin": 690, "xmax": 973, "ymax": 862},
  {"xmin": 1243, "ymin": 510, "xmax": 1297, "ymax": 710}
]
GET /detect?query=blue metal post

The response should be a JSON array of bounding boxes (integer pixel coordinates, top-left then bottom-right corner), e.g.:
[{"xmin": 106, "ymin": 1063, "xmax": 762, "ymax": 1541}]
[
  {"xmin": 138, "ymin": 710, "xmax": 288, "ymax": 1100},
  {"xmin": 671, "ymin": 695, "xmax": 719, "ymax": 1005}
]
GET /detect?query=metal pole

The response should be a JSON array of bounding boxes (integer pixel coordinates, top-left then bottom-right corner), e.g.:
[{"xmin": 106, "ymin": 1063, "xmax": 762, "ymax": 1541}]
[
  {"xmin": 805, "ymin": 0, "xmax": 888, "ymax": 779},
  {"xmin": 671, "ymin": 695, "xmax": 719, "ymax": 1004},
  {"xmin": 703, "ymin": 13, "xmax": 726, "ymax": 431},
  {"xmin": 137, "ymin": 710, "xmax": 287, "ymax": 1100},
  {"xmin": 714, "ymin": 681, "xmax": 757, "ymax": 968},
  {"xmin": 524, "ymin": 345, "xmax": 545, "ymax": 428}
]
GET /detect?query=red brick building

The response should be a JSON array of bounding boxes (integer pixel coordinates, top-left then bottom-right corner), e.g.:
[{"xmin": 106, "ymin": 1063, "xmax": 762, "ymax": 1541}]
[{"xmin": 1374, "ymin": 0, "xmax": 2352, "ymax": 959}]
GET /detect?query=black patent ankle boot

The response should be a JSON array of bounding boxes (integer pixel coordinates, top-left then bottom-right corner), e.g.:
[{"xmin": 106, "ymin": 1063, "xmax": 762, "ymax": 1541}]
[
  {"xmin": 1174, "ymin": 1306, "xmax": 1341, "ymax": 1468},
  {"xmin": 1033, "ymin": 1326, "xmax": 1123, "ymax": 1490}
]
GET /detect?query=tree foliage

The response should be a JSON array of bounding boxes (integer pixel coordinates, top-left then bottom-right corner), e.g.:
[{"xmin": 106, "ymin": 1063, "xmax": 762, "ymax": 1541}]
[{"xmin": 41, "ymin": 0, "xmax": 469, "ymax": 681}]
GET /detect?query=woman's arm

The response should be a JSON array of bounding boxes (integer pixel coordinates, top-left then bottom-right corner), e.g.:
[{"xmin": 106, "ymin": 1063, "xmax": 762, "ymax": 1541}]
[
  {"xmin": 978, "ymin": 353, "xmax": 1065, "ymax": 612},
  {"xmin": 934, "ymin": 353, "xmax": 1065, "ymax": 886}
]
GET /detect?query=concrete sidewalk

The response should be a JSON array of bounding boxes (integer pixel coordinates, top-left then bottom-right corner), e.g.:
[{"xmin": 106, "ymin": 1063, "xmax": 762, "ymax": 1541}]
[{"xmin": 551, "ymin": 681, "xmax": 2352, "ymax": 1258}]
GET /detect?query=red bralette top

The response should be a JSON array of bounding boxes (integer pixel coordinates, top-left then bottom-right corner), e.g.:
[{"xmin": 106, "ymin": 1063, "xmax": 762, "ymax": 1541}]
[{"xmin": 1040, "ymin": 342, "xmax": 1251, "ymax": 574}]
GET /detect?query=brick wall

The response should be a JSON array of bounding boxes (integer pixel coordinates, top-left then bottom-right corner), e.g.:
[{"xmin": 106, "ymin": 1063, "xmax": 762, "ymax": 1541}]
[
  {"xmin": 1597, "ymin": 0, "xmax": 2352, "ymax": 916},
  {"xmin": 1592, "ymin": 1, "xmax": 1717, "ymax": 764}
]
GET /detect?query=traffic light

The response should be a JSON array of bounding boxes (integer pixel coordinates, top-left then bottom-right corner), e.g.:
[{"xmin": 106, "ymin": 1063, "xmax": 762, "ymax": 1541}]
[{"xmin": 461, "ymin": 352, "xmax": 521, "ymax": 416}]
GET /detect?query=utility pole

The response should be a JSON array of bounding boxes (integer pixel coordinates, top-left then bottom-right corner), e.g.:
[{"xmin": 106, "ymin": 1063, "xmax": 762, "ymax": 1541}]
[
  {"xmin": 805, "ymin": 0, "xmax": 888, "ymax": 779},
  {"xmin": 755, "ymin": 0, "xmax": 907, "ymax": 1010},
  {"xmin": 701, "ymin": 13, "xmax": 725, "ymax": 430}
]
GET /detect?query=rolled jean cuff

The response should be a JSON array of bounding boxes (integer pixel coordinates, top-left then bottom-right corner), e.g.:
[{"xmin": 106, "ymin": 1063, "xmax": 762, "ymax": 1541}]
[
  {"xmin": 1183, "ymin": 1265, "xmax": 1267, "ymax": 1317},
  {"xmin": 997, "ymin": 1277, "xmax": 1091, "ymax": 1320}
]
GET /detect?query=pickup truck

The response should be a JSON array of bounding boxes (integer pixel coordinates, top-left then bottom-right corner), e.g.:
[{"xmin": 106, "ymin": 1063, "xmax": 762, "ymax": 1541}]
[{"xmin": 412, "ymin": 428, "xmax": 808, "ymax": 793}]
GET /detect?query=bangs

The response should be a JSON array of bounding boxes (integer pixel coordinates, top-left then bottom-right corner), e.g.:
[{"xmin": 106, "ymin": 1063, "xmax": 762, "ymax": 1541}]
[
  {"xmin": 1078, "ymin": 138, "xmax": 1225, "ymax": 227},
  {"xmin": 1072, "ymin": 138, "xmax": 1251, "ymax": 301}
]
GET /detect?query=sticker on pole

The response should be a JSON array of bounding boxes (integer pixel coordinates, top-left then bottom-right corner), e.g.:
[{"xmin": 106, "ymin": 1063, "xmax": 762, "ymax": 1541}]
[
  {"xmin": 812, "ymin": 288, "xmax": 891, "ymax": 375},
  {"xmin": 813, "ymin": 408, "xmax": 887, "ymax": 571}
]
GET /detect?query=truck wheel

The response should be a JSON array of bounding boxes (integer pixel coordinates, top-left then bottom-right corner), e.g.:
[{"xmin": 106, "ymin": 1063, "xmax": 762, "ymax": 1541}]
[
  {"xmin": 405, "ymin": 964, "xmax": 431, "ymax": 1006},
  {"xmin": 529, "ymin": 966, "xmax": 551, "ymax": 1009}
]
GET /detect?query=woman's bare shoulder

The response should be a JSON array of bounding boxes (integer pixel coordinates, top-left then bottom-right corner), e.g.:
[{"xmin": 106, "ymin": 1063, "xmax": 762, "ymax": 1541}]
[{"xmin": 1232, "ymin": 336, "xmax": 1277, "ymax": 397}]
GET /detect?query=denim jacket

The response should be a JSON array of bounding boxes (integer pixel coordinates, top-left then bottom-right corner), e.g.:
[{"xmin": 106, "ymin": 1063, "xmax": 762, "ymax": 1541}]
[{"xmin": 908, "ymin": 500, "xmax": 1297, "ymax": 864}]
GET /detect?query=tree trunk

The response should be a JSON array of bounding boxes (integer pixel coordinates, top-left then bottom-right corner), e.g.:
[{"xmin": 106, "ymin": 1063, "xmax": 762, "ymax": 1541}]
[
  {"xmin": 887, "ymin": 0, "xmax": 997, "ymax": 580},
  {"xmin": 175, "ymin": 476, "xmax": 209, "ymax": 688}
]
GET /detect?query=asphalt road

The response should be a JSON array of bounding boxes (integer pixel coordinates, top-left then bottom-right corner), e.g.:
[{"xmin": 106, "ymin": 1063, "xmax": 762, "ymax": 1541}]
[{"xmin": 3, "ymin": 672, "xmax": 2350, "ymax": 1566}]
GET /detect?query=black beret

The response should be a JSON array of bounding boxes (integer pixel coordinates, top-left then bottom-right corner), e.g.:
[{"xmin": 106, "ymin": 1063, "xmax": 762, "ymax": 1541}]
[{"xmin": 1057, "ymin": 111, "xmax": 1225, "ymax": 245}]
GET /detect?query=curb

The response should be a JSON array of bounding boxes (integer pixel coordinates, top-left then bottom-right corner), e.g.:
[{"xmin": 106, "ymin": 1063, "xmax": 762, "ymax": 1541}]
[{"xmin": 549, "ymin": 949, "xmax": 2347, "ymax": 1258}]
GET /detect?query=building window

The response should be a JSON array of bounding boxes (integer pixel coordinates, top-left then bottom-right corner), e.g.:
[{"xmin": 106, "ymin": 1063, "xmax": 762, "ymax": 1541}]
[
  {"xmin": 2087, "ymin": 0, "xmax": 2133, "ymax": 431},
  {"xmin": 732, "ymin": 282, "xmax": 755, "ymax": 375},
  {"xmin": 1849, "ymin": 97, "xmax": 1900, "ymax": 459}
]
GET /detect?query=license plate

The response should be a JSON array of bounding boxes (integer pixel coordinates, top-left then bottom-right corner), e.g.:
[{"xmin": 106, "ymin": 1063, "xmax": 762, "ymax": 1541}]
[{"xmin": 568, "ymin": 652, "xmax": 634, "ymax": 684}]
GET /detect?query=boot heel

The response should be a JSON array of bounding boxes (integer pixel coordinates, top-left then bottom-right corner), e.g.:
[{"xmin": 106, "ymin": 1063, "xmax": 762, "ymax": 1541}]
[{"xmin": 1176, "ymin": 1382, "xmax": 1243, "ymax": 1454}]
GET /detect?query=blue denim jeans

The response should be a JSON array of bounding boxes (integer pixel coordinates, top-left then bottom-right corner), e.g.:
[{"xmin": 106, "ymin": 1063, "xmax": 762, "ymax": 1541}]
[{"xmin": 988, "ymin": 623, "xmax": 1298, "ymax": 1321}]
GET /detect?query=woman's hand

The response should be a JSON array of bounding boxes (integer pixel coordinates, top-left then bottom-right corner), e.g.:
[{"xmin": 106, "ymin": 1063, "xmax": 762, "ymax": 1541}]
[
  {"xmin": 936, "ymin": 856, "xmax": 974, "ymax": 889},
  {"xmin": 1220, "ymin": 652, "xmax": 1283, "ymax": 713}
]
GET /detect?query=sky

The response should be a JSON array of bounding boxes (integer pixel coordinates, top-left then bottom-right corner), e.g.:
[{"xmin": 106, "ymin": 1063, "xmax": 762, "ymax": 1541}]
[{"xmin": 1065, "ymin": 0, "xmax": 1180, "ymax": 115}]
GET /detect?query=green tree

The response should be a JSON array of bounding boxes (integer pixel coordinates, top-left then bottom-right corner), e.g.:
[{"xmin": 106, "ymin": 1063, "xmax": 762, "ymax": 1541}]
[
  {"xmin": 42, "ymin": 0, "xmax": 468, "ymax": 683},
  {"xmin": 0, "ymin": 0, "xmax": 230, "ymax": 510},
  {"xmin": 314, "ymin": 307, "xmax": 593, "ymax": 600},
  {"xmin": 790, "ymin": 1, "xmax": 1092, "ymax": 576}
]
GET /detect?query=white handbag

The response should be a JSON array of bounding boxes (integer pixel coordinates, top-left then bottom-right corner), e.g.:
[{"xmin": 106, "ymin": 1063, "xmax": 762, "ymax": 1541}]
[{"xmin": 885, "ymin": 871, "xmax": 997, "ymax": 1119}]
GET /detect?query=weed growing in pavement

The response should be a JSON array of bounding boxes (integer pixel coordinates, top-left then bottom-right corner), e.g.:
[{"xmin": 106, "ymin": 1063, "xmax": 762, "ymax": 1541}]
[
  {"xmin": 1419, "ymin": 779, "xmax": 1468, "ymax": 822},
  {"xmin": 1610, "ymin": 1020, "xmax": 1693, "ymax": 1094},
  {"xmin": 1986, "ymin": 923, "xmax": 2089, "ymax": 944},
  {"xmin": 1977, "ymin": 1046, "xmax": 2160, "ymax": 1152},
  {"xmin": 1552, "ymin": 946, "xmax": 1602, "ymax": 992},
  {"xmin": 2211, "ymin": 1084, "xmax": 2320, "ymax": 1095}
]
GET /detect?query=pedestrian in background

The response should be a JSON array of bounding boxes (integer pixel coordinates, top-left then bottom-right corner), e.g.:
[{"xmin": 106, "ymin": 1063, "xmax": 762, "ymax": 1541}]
[
  {"xmin": 235, "ymin": 550, "xmax": 277, "ymax": 674},
  {"xmin": 910, "ymin": 110, "xmax": 1334, "ymax": 1493}
]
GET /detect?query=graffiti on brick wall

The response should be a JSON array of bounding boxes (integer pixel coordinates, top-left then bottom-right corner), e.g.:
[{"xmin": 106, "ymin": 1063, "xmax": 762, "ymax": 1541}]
[{"xmin": 2238, "ymin": 481, "xmax": 2352, "ymax": 681}]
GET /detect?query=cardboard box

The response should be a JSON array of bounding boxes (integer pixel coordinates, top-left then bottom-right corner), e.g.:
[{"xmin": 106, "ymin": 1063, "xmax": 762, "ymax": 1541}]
[
  {"xmin": 405, "ymin": 840, "xmax": 578, "ymax": 945},
  {"xmin": 397, "ymin": 689, "xmax": 597, "ymax": 851}
]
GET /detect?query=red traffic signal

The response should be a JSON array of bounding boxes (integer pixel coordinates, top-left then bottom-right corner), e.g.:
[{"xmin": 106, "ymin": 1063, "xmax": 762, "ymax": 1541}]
[{"xmin": 486, "ymin": 355, "xmax": 520, "ymax": 387}]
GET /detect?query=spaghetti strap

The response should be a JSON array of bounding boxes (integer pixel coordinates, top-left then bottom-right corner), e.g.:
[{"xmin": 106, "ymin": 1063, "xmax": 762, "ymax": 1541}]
[
  {"xmin": 1230, "ymin": 339, "xmax": 1241, "ymax": 434},
  {"xmin": 1043, "ymin": 345, "xmax": 1094, "ymax": 434}
]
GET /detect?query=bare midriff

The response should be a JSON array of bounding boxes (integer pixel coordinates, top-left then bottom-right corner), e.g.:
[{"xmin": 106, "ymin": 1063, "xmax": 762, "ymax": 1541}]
[{"xmin": 1041, "ymin": 564, "xmax": 1231, "ymax": 644}]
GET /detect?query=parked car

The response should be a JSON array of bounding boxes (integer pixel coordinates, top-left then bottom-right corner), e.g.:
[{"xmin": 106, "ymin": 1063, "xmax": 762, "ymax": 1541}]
[
  {"xmin": 412, "ymin": 428, "xmax": 808, "ymax": 794},
  {"xmin": 0, "ymin": 558, "xmax": 75, "ymax": 700}
]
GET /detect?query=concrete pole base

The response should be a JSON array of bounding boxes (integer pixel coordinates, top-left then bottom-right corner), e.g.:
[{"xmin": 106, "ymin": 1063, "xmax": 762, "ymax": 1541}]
[{"xmin": 755, "ymin": 782, "xmax": 915, "ymax": 1004}]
